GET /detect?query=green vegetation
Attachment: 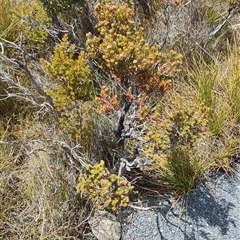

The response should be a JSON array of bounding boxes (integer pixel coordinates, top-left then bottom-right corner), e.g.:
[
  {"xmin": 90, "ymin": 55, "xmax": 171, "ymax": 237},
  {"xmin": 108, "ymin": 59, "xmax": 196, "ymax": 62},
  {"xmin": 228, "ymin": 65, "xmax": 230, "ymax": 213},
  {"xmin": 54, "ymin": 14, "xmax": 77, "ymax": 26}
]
[
  {"xmin": 0, "ymin": 0, "xmax": 240, "ymax": 238},
  {"xmin": 77, "ymin": 160, "xmax": 134, "ymax": 212},
  {"xmin": 41, "ymin": 34, "xmax": 95, "ymax": 142},
  {"xmin": 86, "ymin": 1, "xmax": 182, "ymax": 94}
]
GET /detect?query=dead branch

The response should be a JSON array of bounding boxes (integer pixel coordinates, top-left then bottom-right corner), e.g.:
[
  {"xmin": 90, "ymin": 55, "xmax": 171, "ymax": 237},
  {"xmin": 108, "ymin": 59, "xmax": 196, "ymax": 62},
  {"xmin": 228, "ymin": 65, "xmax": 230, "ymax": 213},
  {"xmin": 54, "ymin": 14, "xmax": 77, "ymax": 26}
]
[{"xmin": 0, "ymin": 37, "xmax": 54, "ymax": 108}]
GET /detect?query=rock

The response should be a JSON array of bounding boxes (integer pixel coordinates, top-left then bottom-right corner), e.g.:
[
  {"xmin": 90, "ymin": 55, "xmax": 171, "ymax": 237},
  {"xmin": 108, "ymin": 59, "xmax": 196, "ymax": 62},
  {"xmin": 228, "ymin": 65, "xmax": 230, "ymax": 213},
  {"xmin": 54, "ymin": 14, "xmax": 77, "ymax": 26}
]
[{"xmin": 89, "ymin": 210, "xmax": 121, "ymax": 240}]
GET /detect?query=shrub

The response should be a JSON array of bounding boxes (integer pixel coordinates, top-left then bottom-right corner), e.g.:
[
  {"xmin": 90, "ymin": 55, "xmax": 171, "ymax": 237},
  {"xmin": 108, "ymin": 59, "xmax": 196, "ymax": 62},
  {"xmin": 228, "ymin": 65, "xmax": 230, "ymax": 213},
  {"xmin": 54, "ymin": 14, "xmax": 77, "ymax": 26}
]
[
  {"xmin": 13, "ymin": 0, "xmax": 51, "ymax": 47},
  {"xmin": 1, "ymin": 2, "xmax": 240, "ymax": 240},
  {"xmin": 86, "ymin": 0, "xmax": 182, "ymax": 95},
  {"xmin": 41, "ymin": 34, "xmax": 95, "ymax": 143},
  {"xmin": 0, "ymin": 0, "xmax": 51, "ymax": 49},
  {"xmin": 40, "ymin": 0, "xmax": 85, "ymax": 14},
  {"xmin": 76, "ymin": 160, "xmax": 135, "ymax": 211},
  {"xmin": 138, "ymin": 104, "xmax": 210, "ymax": 193}
]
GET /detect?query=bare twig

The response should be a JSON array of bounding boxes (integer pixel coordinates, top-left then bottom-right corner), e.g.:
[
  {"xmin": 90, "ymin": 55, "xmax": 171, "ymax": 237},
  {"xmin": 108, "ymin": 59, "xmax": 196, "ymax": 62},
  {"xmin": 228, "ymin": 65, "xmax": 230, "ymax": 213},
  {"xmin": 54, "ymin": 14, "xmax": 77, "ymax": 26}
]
[
  {"xmin": 209, "ymin": 5, "xmax": 235, "ymax": 37},
  {"xmin": 128, "ymin": 204, "xmax": 161, "ymax": 211},
  {"xmin": 0, "ymin": 37, "xmax": 54, "ymax": 108},
  {"xmin": 51, "ymin": 140, "xmax": 87, "ymax": 168}
]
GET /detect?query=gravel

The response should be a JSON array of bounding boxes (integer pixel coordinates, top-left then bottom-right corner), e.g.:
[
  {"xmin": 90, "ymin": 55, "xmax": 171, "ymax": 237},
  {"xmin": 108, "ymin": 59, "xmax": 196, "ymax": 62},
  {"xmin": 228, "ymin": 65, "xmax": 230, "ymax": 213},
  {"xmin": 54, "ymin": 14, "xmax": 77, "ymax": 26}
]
[{"xmin": 122, "ymin": 166, "xmax": 240, "ymax": 240}]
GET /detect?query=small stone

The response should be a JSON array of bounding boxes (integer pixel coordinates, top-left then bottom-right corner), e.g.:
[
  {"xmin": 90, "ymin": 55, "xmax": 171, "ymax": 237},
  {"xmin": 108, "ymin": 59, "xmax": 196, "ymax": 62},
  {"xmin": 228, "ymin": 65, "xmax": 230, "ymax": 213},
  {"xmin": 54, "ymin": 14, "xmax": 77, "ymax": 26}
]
[{"xmin": 89, "ymin": 210, "xmax": 121, "ymax": 240}]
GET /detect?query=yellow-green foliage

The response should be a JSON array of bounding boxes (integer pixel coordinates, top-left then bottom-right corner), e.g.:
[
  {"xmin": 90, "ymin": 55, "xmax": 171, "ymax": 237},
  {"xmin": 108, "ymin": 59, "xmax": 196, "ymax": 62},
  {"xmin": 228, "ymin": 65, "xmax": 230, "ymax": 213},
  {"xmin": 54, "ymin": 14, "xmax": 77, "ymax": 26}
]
[
  {"xmin": 142, "ymin": 107, "xmax": 206, "ymax": 168},
  {"xmin": 0, "ymin": 0, "xmax": 16, "ymax": 41},
  {"xmin": 87, "ymin": 0, "xmax": 182, "ymax": 94},
  {"xmin": 190, "ymin": 45, "xmax": 240, "ymax": 136},
  {"xmin": 14, "ymin": 0, "xmax": 51, "ymax": 46},
  {"xmin": 76, "ymin": 160, "xmax": 135, "ymax": 211},
  {"xmin": 168, "ymin": 110, "xmax": 205, "ymax": 147},
  {"xmin": 41, "ymin": 34, "xmax": 95, "ymax": 141},
  {"xmin": 161, "ymin": 146, "xmax": 208, "ymax": 195},
  {"xmin": 42, "ymin": 34, "xmax": 93, "ymax": 102},
  {"xmin": 133, "ymin": 94, "xmax": 211, "ymax": 194},
  {"xmin": 0, "ymin": 0, "xmax": 51, "ymax": 47},
  {"xmin": 40, "ymin": 0, "xmax": 85, "ymax": 14}
]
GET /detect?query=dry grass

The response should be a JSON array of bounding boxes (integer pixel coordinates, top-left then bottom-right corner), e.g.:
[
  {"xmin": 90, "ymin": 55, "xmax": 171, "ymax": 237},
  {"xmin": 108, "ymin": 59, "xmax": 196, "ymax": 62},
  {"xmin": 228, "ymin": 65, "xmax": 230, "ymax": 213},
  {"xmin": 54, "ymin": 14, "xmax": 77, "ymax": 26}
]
[
  {"xmin": 0, "ymin": 0, "xmax": 240, "ymax": 239},
  {"xmin": 147, "ymin": 40, "xmax": 240, "ymax": 195},
  {"xmin": 0, "ymin": 116, "xmax": 92, "ymax": 239}
]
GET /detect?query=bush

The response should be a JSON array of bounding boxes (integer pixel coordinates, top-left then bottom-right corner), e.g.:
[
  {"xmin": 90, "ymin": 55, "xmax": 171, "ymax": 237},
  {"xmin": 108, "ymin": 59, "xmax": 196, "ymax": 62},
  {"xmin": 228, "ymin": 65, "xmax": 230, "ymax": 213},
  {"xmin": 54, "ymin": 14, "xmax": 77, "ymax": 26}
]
[
  {"xmin": 41, "ymin": 34, "xmax": 95, "ymax": 143},
  {"xmin": 161, "ymin": 146, "xmax": 209, "ymax": 195},
  {"xmin": 86, "ymin": 0, "xmax": 182, "ymax": 94},
  {"xmin": 0, "ymin": 0, "xmax": 51, "ymax": 49},
  {"xmin": 76, "ymin": 160, "xmax": 135, "ymax": 211}
]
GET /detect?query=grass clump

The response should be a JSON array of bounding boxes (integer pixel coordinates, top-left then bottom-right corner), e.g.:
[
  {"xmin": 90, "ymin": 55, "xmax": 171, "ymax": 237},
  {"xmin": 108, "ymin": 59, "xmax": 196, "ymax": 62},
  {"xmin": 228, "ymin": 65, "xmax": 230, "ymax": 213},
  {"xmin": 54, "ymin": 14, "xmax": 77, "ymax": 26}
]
[
  {"xmin": 0, "ymin": 116, "xmax": 92, "ymax": 239},
  {"xmin": 187, "ymin": 44, "xmax": 240, "ymax": 172},
  {"xmin": 137, "ymin": 90, "xmax": 212, "ymax": 196},
  {"xmin": 161, "ymin": 147, "xmax": 210, "ymax": 195},
  {"xmin": 137, "ymin": 42, "xmax": 240, "ymax": 194}
]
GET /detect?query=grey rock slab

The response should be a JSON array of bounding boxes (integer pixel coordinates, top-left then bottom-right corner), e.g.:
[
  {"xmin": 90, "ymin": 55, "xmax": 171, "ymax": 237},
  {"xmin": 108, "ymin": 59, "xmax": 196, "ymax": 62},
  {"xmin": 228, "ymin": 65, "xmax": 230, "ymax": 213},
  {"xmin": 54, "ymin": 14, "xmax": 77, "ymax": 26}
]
[
  {"xmin": 122, "ymin": 172, "xmax": 240, "ymax": 240},
  {"xmin": 89, "ymin": 210, "xmax": 121, "ymax": 240}
]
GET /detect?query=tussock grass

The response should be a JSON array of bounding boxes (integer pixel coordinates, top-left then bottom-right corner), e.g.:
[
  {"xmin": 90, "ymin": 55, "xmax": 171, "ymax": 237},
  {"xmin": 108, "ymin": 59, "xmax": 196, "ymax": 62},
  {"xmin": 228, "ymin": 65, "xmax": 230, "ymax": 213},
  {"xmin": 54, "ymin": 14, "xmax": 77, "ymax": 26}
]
[
  {"xmin": 151, "ymin": 42, "xmax": 240, "ymax": 195},
  {"xmin": 0, "ymin": 116, "xmax": 92, "ymax": 239},
  {"xmin": 161, "ymin": 147, "xmax": 212, "ymax": 195},
  {"xmin": 189, "ymin": 43, "xmax": 240, "ymax": 135}
]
